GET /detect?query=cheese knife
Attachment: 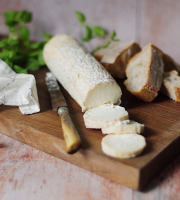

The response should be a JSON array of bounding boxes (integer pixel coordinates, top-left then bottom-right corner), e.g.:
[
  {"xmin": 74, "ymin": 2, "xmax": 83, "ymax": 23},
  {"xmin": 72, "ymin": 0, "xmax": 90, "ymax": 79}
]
[{"xmin": 45, "ymin": 72, "xmax": 81, "ymax": 153}]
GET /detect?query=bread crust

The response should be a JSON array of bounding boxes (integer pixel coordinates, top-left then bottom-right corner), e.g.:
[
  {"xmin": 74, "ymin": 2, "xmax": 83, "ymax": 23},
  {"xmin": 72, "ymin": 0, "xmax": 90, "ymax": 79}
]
[
  {"xmin": 124, "ymin": 44, "xmax": 164, "ymax": 102},
  {"xmin": 94, "ymin": 42, "xmax": 141, "ymax": 79},
  {"xmin": 150, "ymin": 45, "xmax": 180, "ymax": 73},
  {"xmin": 161, "ymin": 70, "xmax": 180, "ymax": 102}
]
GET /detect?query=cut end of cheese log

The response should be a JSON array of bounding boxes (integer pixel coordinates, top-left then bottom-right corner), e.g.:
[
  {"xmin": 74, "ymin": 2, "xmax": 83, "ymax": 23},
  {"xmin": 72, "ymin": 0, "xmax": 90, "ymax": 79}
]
[
  {"xmin": 160, "ymin": 70, "xmax": 180, "ymax": 102},
  {"xmin": 101, "ymin": 120, "xmax": 144, "ymax": 134},
  {"xmin": 124, "ymin": 43, "xmax": 164, "ymax": 102},
  {"xmin": 83, "ymin": 104, "xmax": 129, "ymax": 129},
  {"xmin": 43, "ymin": 34, "xmax": 122, "ymax": 111},
  {"xmin": 94, "ymin": 41, "xmax": 141, "ymax": 79},
  {"xmin": 101, "ymin": 134, "xmax": 146, "ymax": 159}
]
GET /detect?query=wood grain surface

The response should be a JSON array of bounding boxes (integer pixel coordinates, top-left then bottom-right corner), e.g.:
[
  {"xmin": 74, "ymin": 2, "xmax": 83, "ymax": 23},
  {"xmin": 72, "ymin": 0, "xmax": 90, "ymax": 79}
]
[{"xmin": 0, "ymin": 67, "xmax": 179, "ymax": 190}]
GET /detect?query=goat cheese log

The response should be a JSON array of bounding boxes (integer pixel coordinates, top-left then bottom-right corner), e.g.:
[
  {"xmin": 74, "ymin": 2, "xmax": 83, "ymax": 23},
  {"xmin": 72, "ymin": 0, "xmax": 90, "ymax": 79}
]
[{"xmin": 43, "ymin": 34, "xmax": 122, "ymax": 111}]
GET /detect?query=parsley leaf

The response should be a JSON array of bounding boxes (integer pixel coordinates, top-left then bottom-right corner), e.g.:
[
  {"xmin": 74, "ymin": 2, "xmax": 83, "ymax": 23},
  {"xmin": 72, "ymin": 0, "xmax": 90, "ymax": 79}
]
[
  {"xmin": 93, "ymin": 26, "xmax": 106, "ymax": 37},
  {"xmin": 110, "ymin": 30, "xmax": 120, "ymax": 41},
  {"xmin": 19, "ymin": 25, "xmax": 30, "ymax": 41},
  {"xmin": 75, "ymin": 11, "xmax": 86, "ymax": 23},
  {"xmin": 42, "ymin": 32, "xmax": 53, "ymax": 41},
  {"xmin": 82, "ymin": 25, "xmax": 92, "ymax": 42},
  {"xmin": 13, "ymin": 65, "xmax": 28, "ymax": 74},
  {"xmin": 75, "ymin": 11, "xmax": 120, "ymax": 53},
  {"xmin": 0, "ymin": 10, "xmax": 52, "ymax": 74}
]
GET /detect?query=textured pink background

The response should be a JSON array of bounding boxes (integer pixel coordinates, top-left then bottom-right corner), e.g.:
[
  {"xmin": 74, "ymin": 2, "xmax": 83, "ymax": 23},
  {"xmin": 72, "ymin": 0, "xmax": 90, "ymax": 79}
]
[
  {"xmin": 0, "ymin": 0, "xmax": 180, "ymax": 61},
  {"xmin": 0, "ymin": 1, "xmax": 180, "ymax": 199}
]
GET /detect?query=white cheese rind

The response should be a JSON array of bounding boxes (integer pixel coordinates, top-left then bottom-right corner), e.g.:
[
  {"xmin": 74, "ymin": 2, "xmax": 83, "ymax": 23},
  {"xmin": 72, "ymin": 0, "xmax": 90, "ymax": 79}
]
[
  {"xmin": 43, "ymin": 34, "xmax": 122, "ymax": 111},
  {"xmin": 101, "ymin": 120, "xmax": 144, "ymax": 134},
  {"xmin": 83, "ymin": 104, "xmax": 129, "ymax": 129},
  {"xmin": 101, "ymin": 134, "xmax": 146, "ymax": 158}
]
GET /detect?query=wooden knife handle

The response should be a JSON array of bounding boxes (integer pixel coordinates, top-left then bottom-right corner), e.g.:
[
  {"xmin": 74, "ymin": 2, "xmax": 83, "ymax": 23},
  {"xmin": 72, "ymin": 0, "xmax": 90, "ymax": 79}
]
[{"xmin": 58, "ymin": 107, "xmax": 81, "ymax": 153}]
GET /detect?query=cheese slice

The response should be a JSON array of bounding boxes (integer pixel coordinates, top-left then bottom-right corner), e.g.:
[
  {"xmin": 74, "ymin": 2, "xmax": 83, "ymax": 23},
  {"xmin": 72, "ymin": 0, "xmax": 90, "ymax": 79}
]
[
  {"xmin": 102, "ymin": 120, "xmax": 144, "ymax": 134},
  {"xmin": 101, "ymin": 134, "xmax": 146, "ymax": 158},
  {"xmin": 43, "ymin": 34, "xmax": 122, "ymax": 111},
  {"xmin": 83, "ymin": 104, "xmax": 128, "ymax": 129}
]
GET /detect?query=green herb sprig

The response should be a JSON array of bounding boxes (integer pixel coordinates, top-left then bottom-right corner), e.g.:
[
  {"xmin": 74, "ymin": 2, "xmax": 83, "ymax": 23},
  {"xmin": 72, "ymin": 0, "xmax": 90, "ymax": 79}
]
[
  {"xmin": 75, "ymin": 11, "xmax": 120, "ymax": 53},
  {"xmin": 0, "ymin": 10, "xmax": 52, "ymax": 73}
]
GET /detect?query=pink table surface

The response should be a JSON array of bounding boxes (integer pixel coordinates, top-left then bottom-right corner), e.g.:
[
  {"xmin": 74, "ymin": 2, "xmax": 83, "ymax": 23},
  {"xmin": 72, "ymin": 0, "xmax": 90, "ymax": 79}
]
[{"xmin": 0, "ymin": 133, "xmax": 179, "ymax": 200}]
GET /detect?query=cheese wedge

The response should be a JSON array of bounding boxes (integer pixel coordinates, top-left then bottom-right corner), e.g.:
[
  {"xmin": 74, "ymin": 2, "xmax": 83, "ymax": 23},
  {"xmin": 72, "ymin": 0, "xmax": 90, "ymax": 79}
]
[
  {"xmin": 101, "ymin": 134, "xmax": 146, "ymax": 158},
  {"xmin": 102, "ymin": 120, "xmax": 144, "ymax": 134},
  {"xmin": 83, "ymin": 104, "xmax": 128, "ymax": 129},
  {"xmin": 43, "ymin": 34, "xmax": 122, "ymax": 111}
]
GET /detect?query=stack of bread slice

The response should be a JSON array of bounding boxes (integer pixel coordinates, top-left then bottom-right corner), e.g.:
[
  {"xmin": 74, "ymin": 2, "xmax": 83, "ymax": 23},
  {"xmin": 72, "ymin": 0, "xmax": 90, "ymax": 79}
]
[
  {"xmin": 124, "ymin": 43, "xmax": 180, "ymax": 102},
  {"xmin": 94, "ymin": 39, "xmax": 180, "ymax": 103}
]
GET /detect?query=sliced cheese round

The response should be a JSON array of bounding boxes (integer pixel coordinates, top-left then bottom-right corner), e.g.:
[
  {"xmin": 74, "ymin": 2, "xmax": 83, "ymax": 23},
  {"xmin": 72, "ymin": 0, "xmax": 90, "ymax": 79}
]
[
  {"xmin": 43, "ymin": 34, "xmax": 121, "ymax": 112},
  {"xmin": 101, "ymin": 134, "xmax": 146, "ymax": 158},
  {"xmin": 83, "ymin": 104, "xmax": 128, "ymax": 129},
  {"xmin": 102, "ymin": 120, "xmax": 144, "ymax": 134}
]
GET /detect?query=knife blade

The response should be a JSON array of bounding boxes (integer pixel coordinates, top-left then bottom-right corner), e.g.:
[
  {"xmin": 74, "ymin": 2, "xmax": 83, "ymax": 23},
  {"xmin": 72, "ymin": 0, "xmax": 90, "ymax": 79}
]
[{"xmin": 45, "ymin": 72, "xmax": 81, "ymax": 153}]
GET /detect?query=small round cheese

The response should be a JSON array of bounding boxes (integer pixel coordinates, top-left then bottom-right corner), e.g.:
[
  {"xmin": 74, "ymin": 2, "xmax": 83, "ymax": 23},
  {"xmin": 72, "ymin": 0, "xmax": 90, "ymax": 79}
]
[
  {"xmin": 83, "ymin": 104, "xmax": 129, "ymax": 129},
  {"xmin": 101, "ymin": 134, "xmax": 146, "ymax": 158}
]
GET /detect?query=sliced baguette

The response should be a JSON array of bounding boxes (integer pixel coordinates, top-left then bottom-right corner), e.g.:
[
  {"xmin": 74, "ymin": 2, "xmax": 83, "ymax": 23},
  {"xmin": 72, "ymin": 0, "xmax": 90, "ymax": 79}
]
[
  {"xmin": 102, "ymin": 120, "xmax": 144, "ymax": 134},
  {"xmin": 94, "ymin": 41, "xmax": 141, "ymax": 79},
  {"xmin": 160, "ymin": 70, "xmax": 180, "ymax": 102},
  {"xmin": 124, "ymin": 43, "xmax": 164, "ymax": 102},
  {"xmin": 101, "ymin": 134, "xmax": 146, "ymax": 159},
  {"xmin": 151, "ymin": 46, "xmax": 180, "ymax": 73},
  {"xmin": 83, "ymin": 104, "xmax": 129, "ymax": 129},
  {"xmin": 162, "ymin": 53, "xmax": 180, "ymax": 73}
]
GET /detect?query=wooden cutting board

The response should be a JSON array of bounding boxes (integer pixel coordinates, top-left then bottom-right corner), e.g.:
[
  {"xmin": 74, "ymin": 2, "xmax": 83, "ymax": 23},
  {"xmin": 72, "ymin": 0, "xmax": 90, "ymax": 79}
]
[{"xmin": 0, "ymin": 67, "xmax": 179, "ymax": 190}]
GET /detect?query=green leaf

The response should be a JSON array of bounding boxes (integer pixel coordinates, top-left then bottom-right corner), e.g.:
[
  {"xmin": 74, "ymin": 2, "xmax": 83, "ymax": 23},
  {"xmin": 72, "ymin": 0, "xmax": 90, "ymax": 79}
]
[
  {"xmin": 92, "ymin": 41, "xmax": 111, "ymax": 54},
  {"xmin": 9, "ymin": 26, "xmax": 16, "ymax": 33},
  {"xmin": 4, "ymin": 10, "xmax": 32, "ymax": 27},
  {"xmin": 5, "ymin": 59, "xmax": 13, "ymax": 68},
  {"xmin": 21, "ymin": 10, "xmax": 32, "ymax": 23},
  {"xmin": 19, "ymin": 26, "xmax": 30, "ymax": 41},
  {"xmin": 110, "ymin": 31, "xmax": 119, "ymax": 42},
  {"xmin": 7, "ymin": 38, "xmax": 19, "ymax": 46},
  {"xmin": 102, "ymin": 41, "xmax": 111, "ymax": 48},
  {"xmin": 93, "ymin": 26, "xmax": 106, "ymax": 37},
  {"xmin": 0, "ymin": 38, "xmax": 8, "ymax": 48},
  {"xmin": 13, "ymin": 65, "xmax": 28, "ymax": 74},
  {"xmin": 91, "ymin": 46, "xmax": 101, "ymax": 54},
  {"xmin": 75, "ymin": 11, "xmax": 86, "ymax": 23},
  {"xmin": 29, "ymin": 41, "xmax": 45, "ymax": 49},
  {"xmin": 42, "ymin": 32, "xmax": 52, "ymax": 41},
  {"xmin": 4, "ymin": 11, "xmax": 19, "ymax": 27},
  {"xmin": 38, "ymin": 50, "xmax": 45, "ymax": 66},
  {"xmin": 82, "ymin": 25, "xmax": 92, "ymax": 42},
  {"xmin": 112, "ymin": 38, "xmax": 120, "ymax": 42},
  {"xmin": 110, "ymin": 31, "xmax": 116, "ymax": 40},
  {"xmin": 27, "ymin": 49, "xmax": 41, "ymax": 57},
  {"xmin": 26, "ymin": 58, "xmax": 40, "ymax": 71}
]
